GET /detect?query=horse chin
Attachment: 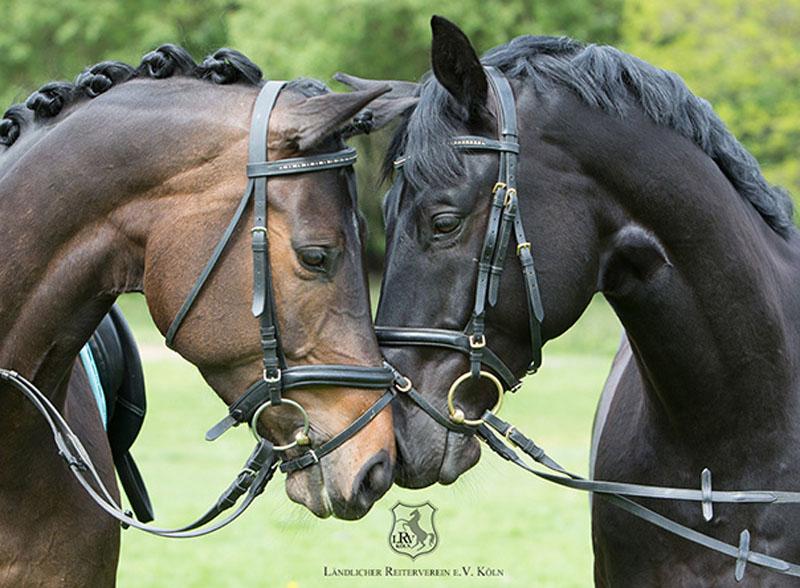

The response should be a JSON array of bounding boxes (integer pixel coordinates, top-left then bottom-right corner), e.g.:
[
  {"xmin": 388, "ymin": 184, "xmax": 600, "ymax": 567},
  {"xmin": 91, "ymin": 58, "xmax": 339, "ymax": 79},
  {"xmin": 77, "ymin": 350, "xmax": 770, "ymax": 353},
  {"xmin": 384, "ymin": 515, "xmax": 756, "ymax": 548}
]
[
  {"xmin": 394, "ymin": 429, "xmax": 480, "ymax": 488},
  {"xmin": 437, "ymin": 433, "xmax": 480, "ymax": 485},
  {"xmin": 285, "ymin": 469, "xmax": 333, "ymax": 519}
]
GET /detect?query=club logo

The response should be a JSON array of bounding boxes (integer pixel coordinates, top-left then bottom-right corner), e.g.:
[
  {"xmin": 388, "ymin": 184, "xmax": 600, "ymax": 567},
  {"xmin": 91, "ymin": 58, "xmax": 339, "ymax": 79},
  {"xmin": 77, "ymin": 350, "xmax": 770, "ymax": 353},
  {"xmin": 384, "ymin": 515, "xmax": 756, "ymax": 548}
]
[{"xmin": 388, "ymin": 501, "xmax": 438, "ymax": 559}]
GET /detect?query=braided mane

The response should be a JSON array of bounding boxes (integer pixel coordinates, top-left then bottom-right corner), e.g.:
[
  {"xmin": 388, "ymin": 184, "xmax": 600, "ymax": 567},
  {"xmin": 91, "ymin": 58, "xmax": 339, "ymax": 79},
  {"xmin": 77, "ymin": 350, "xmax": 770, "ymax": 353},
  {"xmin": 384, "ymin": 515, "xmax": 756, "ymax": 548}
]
[{"xmin": 0, "ymin": 45, "xmax": 265, "ymax": 149}]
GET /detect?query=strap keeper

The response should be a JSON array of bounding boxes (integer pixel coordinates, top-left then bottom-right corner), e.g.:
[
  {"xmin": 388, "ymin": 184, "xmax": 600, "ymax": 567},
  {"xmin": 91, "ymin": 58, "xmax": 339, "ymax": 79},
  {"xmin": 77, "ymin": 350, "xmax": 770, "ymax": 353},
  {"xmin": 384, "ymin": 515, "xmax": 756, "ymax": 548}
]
[
  {"xmin": 735, "ymin": 529, "xmax": 750, "ymax": 582},
  {"xmin": 701, "ymin": 468, "xmax": 713, "ymax": 522}
]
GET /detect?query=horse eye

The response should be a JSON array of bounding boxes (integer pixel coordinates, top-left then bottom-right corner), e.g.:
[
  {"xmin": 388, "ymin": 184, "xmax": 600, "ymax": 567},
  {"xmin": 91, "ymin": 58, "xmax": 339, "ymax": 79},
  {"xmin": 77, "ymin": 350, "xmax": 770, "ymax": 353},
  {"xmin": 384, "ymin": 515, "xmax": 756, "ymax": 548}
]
[
  {"xmin": 432, "ymin": 213, "xmax": 462, "ymax": 235},
  {"xmin": 297, "ymin": 246, "xmax": 328, "ymax": 271}
]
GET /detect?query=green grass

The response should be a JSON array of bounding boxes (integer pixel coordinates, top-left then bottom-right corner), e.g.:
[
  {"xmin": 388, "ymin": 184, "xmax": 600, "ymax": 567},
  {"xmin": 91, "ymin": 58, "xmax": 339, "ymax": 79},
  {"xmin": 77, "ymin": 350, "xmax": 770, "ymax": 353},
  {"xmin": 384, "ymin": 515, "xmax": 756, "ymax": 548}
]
[{"xmin": 114, "ymin": 290, "xmax": 621, "ymax": 588}]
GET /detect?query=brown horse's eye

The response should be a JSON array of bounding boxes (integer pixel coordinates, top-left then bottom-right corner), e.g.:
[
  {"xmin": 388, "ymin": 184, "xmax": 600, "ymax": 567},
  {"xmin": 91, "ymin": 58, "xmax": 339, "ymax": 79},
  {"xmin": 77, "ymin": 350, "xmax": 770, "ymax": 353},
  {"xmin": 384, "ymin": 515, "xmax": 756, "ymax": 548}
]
[
  {"xmin": 297, "ymin": 246, "xmax": 327, "ymax": 271},
  {"xmin": 432, "ymin": 213, "xmax": 462, "ymax": 235}
]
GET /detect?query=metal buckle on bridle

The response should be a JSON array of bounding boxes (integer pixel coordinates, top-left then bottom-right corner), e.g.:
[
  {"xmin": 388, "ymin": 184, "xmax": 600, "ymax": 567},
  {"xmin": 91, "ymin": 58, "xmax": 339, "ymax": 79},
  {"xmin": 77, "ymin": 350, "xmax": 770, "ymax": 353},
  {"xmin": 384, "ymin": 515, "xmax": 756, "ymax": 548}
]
[
  {"xmin": 446, "ymin": 370, "xmax": 504, "ymax": 426},
  {"xmin": 516, "ymin": 242, "xmax": 531, "ymax": 256},
  {"xmin": 468, "ymin": 334, "xmax": 486, "ymax": 349},
  {"xmin": 237, "ymin": 467, "xmax": 257, "ymax": 485},
  {"xmin": 249, "ymin": 398, "xmax": 310, "ymax": 451},
  {"xmin": 491, "ymin": 182, "xmax": 507, "ymax": 195},
  {"xmin": 250, "ymin": 226, "xmax": 268, "ymax": 235},
  {"xmin": 503, "ymin": 188, "xmax": 517, "ymax": 207},
  {"xmin": 394, "ymin": 375, "xmax": 413, "ymax": 393},
  {"xmin": 262, "ymin": 367, "xmax": 281, "ymax": 383}
]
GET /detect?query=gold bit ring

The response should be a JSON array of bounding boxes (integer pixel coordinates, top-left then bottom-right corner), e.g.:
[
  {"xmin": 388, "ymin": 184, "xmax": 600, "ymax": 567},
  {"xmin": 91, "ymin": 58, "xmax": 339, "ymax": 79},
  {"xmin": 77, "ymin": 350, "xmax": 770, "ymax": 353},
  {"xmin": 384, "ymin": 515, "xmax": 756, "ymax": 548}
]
[
  {"xmin": 249, "ymin": 398, "xmax": 310, "ymax": 451},
  {"xmin": 446, "ymin": 370, "xmax": 504, "ymax": 426}
]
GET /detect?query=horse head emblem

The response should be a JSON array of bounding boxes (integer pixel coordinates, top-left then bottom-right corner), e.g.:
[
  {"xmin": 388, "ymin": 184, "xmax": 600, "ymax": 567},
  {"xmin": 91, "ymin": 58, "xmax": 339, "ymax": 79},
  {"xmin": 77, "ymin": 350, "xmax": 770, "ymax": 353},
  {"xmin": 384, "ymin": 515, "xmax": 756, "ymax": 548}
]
[{"xmin": 389, "ymin": 502, "xmax": 438, "ymax": 559}]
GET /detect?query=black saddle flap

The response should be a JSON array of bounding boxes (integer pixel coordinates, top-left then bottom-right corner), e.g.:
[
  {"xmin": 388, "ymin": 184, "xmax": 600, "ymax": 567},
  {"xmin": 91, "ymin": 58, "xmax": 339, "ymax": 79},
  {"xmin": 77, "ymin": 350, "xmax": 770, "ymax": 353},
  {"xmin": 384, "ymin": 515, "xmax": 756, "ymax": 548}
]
[{"xmin": 86, "ymin": 304, "xmax": 154, "ymax": 522}]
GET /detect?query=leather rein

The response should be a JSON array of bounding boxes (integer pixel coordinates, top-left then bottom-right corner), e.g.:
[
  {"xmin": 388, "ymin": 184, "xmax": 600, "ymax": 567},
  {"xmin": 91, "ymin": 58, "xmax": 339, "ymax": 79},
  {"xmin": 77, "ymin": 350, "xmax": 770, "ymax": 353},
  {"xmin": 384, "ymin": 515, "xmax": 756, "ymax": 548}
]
[
  {"xmin": 378, "ymin": 66, "xmax": 800, "ymax": 582},
  {"xmin": 0, "ymin": 80, "xmax": 394, "ymax": 537}
]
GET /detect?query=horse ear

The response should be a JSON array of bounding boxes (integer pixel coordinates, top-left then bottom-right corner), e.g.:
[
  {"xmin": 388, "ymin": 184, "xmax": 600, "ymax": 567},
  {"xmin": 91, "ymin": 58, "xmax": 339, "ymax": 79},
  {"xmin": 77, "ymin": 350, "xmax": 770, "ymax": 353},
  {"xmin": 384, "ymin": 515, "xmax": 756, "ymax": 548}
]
[
  {"xmin": 272, "ymin": 85, "xmax": 390, "ymax": 152},
  {"xmin": 333, "ymin": 73, "xmax": 419, "ymax": 137},
  {"xmin": 430, "ymin": 15, "xmax": 487, "ymax": 116}
]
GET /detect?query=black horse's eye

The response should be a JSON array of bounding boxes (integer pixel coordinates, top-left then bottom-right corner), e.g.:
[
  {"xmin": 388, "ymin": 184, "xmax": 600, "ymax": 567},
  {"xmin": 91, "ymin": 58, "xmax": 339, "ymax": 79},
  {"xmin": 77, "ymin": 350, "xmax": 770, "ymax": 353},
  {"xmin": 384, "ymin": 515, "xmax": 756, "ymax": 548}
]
[
  {"xmin": 432, "ymin": 213, "xmax": 462, "ymax": 235},
  {"xmin": 297, "ymin": 246, "xmax": 327, "ymax": 271}
]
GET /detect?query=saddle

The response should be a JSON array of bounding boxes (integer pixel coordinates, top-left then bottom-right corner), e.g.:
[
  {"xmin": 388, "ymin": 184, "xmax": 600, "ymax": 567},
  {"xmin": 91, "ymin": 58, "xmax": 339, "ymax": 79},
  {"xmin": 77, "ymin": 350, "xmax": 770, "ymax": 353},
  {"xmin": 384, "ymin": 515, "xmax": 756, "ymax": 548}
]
[{"xmin": 82, "ymin": 305, "xmax": 154, "ymax": 522}]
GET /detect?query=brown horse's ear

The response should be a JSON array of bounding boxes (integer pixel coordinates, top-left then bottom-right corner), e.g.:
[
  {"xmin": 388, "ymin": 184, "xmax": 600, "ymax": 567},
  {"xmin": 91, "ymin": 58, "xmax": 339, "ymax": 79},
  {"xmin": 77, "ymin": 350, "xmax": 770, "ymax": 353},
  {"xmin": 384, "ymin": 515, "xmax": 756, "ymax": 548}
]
[
  {"xmin": 430, "ymin": 15, "xmax": 487, "ymax": 117},
  {"xmin": 272, "ymin": 85, "xmax": 390, "ymax": 152},
  {"xmin": 333, "ymin": 73, "xmax": 420, "ymax": 137}
]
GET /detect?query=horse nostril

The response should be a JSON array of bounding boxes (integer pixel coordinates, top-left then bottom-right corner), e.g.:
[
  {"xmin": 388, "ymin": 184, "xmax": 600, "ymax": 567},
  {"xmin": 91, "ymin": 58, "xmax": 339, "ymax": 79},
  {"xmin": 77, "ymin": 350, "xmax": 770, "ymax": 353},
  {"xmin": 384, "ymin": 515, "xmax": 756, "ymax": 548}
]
[{"xmin": 353, "ymin": 450, "xmax": 392, "ymax": 507}]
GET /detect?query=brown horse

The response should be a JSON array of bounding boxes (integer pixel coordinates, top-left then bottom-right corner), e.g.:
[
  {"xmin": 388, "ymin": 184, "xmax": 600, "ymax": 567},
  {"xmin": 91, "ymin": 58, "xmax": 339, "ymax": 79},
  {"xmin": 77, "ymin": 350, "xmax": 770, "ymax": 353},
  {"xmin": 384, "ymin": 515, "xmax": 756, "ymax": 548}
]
[{"xmin": 0, "ymin": 46, "xmax": 393, "ymax": 586}]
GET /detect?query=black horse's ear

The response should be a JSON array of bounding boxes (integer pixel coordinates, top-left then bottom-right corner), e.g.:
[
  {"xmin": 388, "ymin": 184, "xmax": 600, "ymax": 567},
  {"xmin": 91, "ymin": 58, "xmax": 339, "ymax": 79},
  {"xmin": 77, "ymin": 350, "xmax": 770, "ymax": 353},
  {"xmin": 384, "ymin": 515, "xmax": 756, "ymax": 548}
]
[
  {"xmin": 334, "ymin": 73, "xmax": 419, "ymax": 137},
  {"xmin": 272, "ymin": 85, "xmax": 390, "ymax": 152},
  {"xmin": 430, "ymin": 15, "xmax": 487, "ymax": 116}
]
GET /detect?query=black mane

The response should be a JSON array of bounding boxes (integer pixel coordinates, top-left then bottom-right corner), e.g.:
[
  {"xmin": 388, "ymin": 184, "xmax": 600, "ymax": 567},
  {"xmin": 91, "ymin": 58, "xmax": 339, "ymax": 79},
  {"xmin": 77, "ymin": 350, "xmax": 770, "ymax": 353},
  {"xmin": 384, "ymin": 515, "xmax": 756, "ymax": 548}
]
[
  {"xmin": 0, "ymin": 44, "xmax": 327, "ymax": 150},
  {"xmin": 389, "ymin": 35, "xmax": 795, "ymax": 238}
]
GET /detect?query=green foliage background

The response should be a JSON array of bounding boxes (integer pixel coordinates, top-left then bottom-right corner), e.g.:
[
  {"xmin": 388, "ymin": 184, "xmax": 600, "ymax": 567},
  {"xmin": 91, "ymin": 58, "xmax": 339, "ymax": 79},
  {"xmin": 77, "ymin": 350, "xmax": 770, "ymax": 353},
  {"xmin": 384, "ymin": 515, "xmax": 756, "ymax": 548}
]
[
  {"xmin": 2, "ymin": 2, "xmax": 797, "ymax": 585},
  {"xmin": 2, "ymin": 0, "xmax": 796, "ymax": 268}
]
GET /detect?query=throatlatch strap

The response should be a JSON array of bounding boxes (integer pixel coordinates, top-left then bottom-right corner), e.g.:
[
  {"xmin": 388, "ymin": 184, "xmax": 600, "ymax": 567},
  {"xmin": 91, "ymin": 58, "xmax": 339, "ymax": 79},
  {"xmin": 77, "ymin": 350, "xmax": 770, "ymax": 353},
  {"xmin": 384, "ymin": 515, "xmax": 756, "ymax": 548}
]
[{"xmin": 164, "ymin": 180, "xmax": 255, "ymax": 348}]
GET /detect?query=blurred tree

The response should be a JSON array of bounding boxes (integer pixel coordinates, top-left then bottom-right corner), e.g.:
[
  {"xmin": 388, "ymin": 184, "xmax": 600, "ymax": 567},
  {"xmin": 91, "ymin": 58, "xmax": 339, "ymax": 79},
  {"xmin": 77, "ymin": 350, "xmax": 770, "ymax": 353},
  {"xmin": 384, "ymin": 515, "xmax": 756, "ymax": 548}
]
[
  {"xmin": 4, "ymin": 1, "xmax": 793, "ymax": 267},
  {"xmin": 621, "ymin": 0, "xmax": 800, "ymax": 214},
  {"xmin": 229, "ymin": 0, "xmax": 624, "ymax": 268},
  {"xmin": 0, "ymin": 0, "xmax": 233, "ymax": 108}
]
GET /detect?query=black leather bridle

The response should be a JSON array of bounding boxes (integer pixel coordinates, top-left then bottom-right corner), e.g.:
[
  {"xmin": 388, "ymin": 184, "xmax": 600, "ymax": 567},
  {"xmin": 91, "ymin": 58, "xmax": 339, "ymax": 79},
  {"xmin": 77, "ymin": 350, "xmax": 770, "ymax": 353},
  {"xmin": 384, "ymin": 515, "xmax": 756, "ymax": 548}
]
[
  {"xmin": 377, "ymin": 66, "xmax": 800, "ymax": 582},
  {"xmin": 0, "ymin": 80, "xmax": 394, "ymax": 537},
  {"xmin": 378, "ymin": 66, "xmax": 542, "ymax": 427},
  {"xmin": 165, "ymin": 80, "xmax": 394, "ymax": 476}
]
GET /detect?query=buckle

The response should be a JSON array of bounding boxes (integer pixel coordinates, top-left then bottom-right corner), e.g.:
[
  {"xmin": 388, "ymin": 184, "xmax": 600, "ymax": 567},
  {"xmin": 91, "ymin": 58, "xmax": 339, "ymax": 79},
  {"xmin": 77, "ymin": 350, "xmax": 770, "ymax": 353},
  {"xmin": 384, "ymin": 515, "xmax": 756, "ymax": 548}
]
[
  {"xmin": 263, "ymin": 368, "xmax": 282, "ymax": 383},
  {"xmin": 468, "ymin": 334, "xmax": 486, "ymax": 349},
  {"xmin": 516, "ymin": 242, "xmax": 531, "ymax": 256},
  {"xmin": 250, "ymin": 226, "xmax": 267, "ymax": 235},
  {"xmin": 394, "ymin": 375, "xmax": 413, "ymax": 393},
  {"xmin": 491, "ymin": 182, "xmax": 507, "ymax": 195},
  {"xmin": 503, "ymin": 188, "xmax": 517, "ymax": 207}
]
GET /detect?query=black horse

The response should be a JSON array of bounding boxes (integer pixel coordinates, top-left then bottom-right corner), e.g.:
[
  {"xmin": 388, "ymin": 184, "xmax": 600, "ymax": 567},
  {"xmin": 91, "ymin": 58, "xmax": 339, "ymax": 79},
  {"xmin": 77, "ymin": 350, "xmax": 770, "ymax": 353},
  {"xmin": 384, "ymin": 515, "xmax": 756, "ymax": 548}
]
[{"xmin": 343, "ymin": 16, "xmax": 800, "ymax": 587}]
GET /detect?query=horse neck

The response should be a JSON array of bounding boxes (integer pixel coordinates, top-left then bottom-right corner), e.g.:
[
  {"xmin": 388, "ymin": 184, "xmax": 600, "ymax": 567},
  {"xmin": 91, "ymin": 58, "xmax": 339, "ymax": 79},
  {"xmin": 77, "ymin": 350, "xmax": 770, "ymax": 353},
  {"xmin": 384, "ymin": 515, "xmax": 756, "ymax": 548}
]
[
  {"xmin": 0, "ymin": 81, "xmax": 248, "ymax": 397},
  {"xmin": 564, "ymin": 103, "xmax": 800, "ymax": 439}
]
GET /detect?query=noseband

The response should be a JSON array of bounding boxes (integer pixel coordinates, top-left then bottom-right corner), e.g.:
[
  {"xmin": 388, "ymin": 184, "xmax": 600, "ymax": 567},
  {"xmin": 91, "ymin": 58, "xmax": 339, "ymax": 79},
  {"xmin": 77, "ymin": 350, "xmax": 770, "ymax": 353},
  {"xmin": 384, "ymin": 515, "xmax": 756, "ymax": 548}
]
[
  {"xmin": 378, "ymin": 66, "xmax": 542, "ymax": 427},
  {"xmin": 1, "ymin": 80, "xmax": 393, "ymax": 537}
]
